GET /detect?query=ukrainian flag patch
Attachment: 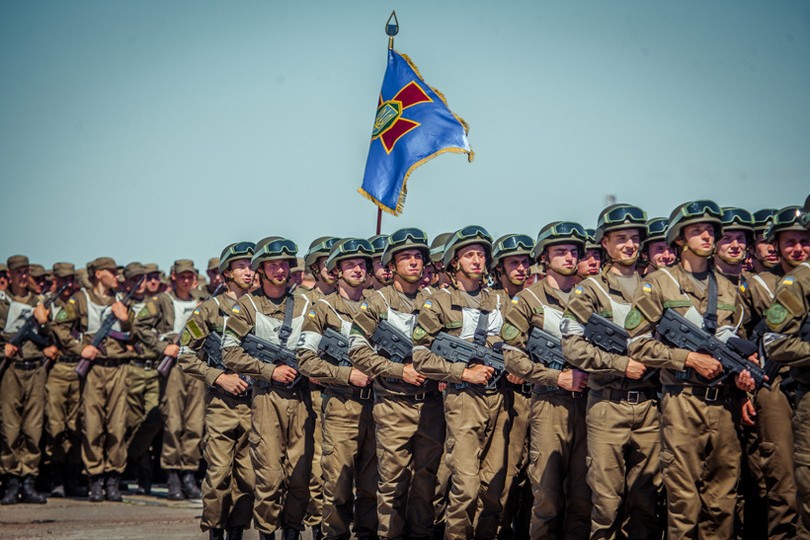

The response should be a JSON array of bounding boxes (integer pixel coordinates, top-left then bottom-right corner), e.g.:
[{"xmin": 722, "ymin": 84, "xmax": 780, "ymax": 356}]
[
  {"xmin": 423, "ymin": 300, "xmax": 433, "ymax": 309},
  {"xmin": 642, "ymin": 283, "xmax": 653, "ymax": 294}
]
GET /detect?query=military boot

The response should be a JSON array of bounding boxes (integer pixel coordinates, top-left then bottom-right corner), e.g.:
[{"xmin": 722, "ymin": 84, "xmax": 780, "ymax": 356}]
[
  {"xmin": 209, "ymin": 529, "xmax": 225, "ymax": 540},
  {"xmin": 20, "ymin": 475, "xmax": 46, "ymax": 504},
  {"xmin": 226, "ymin": 528, "xmax": 244, "ymax": 540},
  {"xmin": 281, "ymin": 529, "xmax": 300, "ymax": 540},
  {"xmin": 166, "ymin": 470, "xmax": 184, "ymax": 500},
  {"xmin": 88, "ymin": 475, "xmax": 105, "ymax": 502},
  {"xmin": 50, "ymin": 466, "xmax": 65, "ymax": 498},
  {"xmin": 135, "ymin": 451, "xmax": 152, "ymax": 495},
  {"xmin": 105, "ymin": 473, "xmax": 123, "ymax": 502},
  {"xmin": 1, "ymin": 476, "xmax": 20, "ymax": 505},
  {"xmin": 181, "ymin": 470, "xmax": 201, "ymax": 499}
]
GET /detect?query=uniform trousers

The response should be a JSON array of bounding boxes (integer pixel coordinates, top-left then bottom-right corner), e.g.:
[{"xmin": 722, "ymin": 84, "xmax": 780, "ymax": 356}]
[
  {"xmin": 1, "ymin": 363, "xmax": 47, "ymax": 476},
  {"xmin": 160, "ymin": 365, "xmax": 205, "ymax": 471}
]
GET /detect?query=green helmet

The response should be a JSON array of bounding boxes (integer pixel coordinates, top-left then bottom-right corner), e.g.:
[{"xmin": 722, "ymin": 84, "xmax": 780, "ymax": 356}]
[
  {"xmin": 530, "ymin": 221, "xmax": 587, "ymax": 261},
  {"xmin": 752, "ymin": 209, "xmax": 778, "ymax": 236},
  {"xmin": 430, "ymin": 232, "xmax": 453, "ymax": 264},
  {"xmin": 218, "ymin": 241, "xmax": 256, "ymax": 273},
  {"xmin": 251, "ymin": 237, "xmax": 298, "ymax": 270},
  {"xmin": 381, "ymin": 228, "xmax": 430, "ymax": 267},
  {"xmin": 765, "ymin": 206, "xmax": 805, "ymax": 242},
  {"xmin": 720, "ymin": 207, "xmax": 754, "ymax": 243},
  {"xmin": 594, "ymin": 204, "xmax": 647, "ymax": 243},
  {"xmin": 492, "ymin": 234, "xmax": 534, "ymax": 268},
  {"xmin": 665, "ymin": 200, "xmax": 723, "ymax": 246},
  {"xmin": 304, "ymin": 236, "xmax": 338, "ymax": 268},
  {"xmin": 325, "ymin": 238, "xmax": 374, "ymax": 273},
  {"xmin": 368, "ymin": 235, "xmax": 389, "ymax": 258},
  {"xmin": 584, "ymin": 228, "xmax": 600, "ymax": 251},
  {"xmin": 803, "ymin": 194, "xmax": 810, "ymax": 229},
  {"xmin": 442, "ymin": 226, "xmax": 493, "ymax": 268},
  {"xmin": 642, "ymin": 217, "xmax": 668, "ymax": 248}
]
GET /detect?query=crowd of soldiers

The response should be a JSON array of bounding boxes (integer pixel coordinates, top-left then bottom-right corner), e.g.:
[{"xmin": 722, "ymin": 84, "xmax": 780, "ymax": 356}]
[{"xmin": 1, "ymin": 195, "xmax": 809, "ymax": 540}]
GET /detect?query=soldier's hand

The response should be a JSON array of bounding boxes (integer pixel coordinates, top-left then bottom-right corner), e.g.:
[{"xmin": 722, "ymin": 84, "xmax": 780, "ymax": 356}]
[
  {"xmin": 81, "ymin": 345, "xmax": 100, "ymax": 360},
  {"xmin": 747, "ymin": 352, "xmax": 760, "ymax": 366},
  {"xmin": 349, "ymin": 368, "xmax": 372, "ymax": 387},
  {"xmin": 4, "ymin": 343, "xmax": 19, "ymax": 358},
  {"xmin": 43, "ymin": 345, "xmax": 59, "ymax": 360},
  {"xmin": 33, "ymin": 303, "xmax": 50, "ymax": 325},
  {"xmin": 215, "ymin": 373, "xmax": 249, "ymax": 395},
  {"xmin": 735, "ymin": 370, "xmax": 756, "ymax": 393},
  {"xmin": 402, "ymin": 363, "xmax": 425, "ymax": 386},
  {"xmin": 271, "ymin": 364, "xmax": 298, "ymax": 384},
  {"xmin": 111, "ymin": 301, "xmax": 128, "ymax": 322},
  {"xmin": 163, "ymin": 343, "xmax": 180, "ymax": 358},
  {"xmin": 685, "ymin": 352, "xmax": 723, "ymax": 380},
  {"xmin": 624, "ymin": 359, "xmax": 647, "ymax": 380},
  {"xmin": 461, "ymin": 364, "xmax": 494, "ymax": 385},
  {"xmin": 506, "ymin": 373, "xmax": 524, "ymax": 385},
  {"xmin": 739, "ymin": 397, "xmax": 757, "ymax": 427},
  {"xmin": 438, "ymin": 382, "xmax": 447, "ymax": 392},
  {"xmin": 557, "ymin": 368, "xmax": 589, "ymax": 392}
]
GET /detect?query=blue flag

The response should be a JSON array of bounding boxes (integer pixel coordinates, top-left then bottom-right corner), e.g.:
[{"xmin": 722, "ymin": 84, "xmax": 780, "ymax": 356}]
[{"xmin": 359, "ymin": 49, "xmax": 473, "ymax": 216}]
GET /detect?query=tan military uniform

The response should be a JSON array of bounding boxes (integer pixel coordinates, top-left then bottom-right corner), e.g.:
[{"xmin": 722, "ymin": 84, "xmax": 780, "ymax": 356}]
[
  {"xmin": 350, "ymin": 286, "xmax": 444, "ymax": 539},
  {"xmin": 765, "ymin": 262, "xmax": 810, "ymax": 532},
  {"xmin": 741, "ymin": 268, "xmax": 798, "ymax": 539},
  {"xmin": 626, "ymin": 264, "xmax": 747, "ymax": 538},
  {"xmin": 561, "ymin": 268, "xmax": 661, "ymax": 539},
  {"xmin": 501, "ymin": 279, "xmax": 590, "ymax": 540},
  {"xmin": 178, "ymin": 292, "xmax": 255, "ymax": 532},
  {"xmin": 412, "ymin": 286, "xmax": 510, "ymax": 540},
  {"xmin": 133, "ymin": 290, "xmax": 205, "ymax": 472},
  {"xmin": 51, "ymin": 289, "xmax": 132, "ymax": 476},
  {"xmin": 223, "ymin": 289, "xmax": 313, "ymax": 535},
  {"xmin": 297, "ymin": 292, "xmax": 378, "ymax": 540},
  {"xmin": 0, "ymin": 292, "xmax": 48, "ymax": 478}
]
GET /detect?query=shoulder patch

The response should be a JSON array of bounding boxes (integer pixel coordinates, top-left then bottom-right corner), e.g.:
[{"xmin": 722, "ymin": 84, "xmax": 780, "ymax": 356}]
[
  {"xmin": 179, "ymin": 329, "xmax": 192, "ymax": 346},
  {"xmin": 308, "ymin": 309, "xmax": 317, "ymax": 319},
  {"xmin": 739, "ymin": 282, "xmax": 747, "ymax": 294},
  {"xmin": 501, "ymin": 322, "xmax": 520, "ymax": 343},
  {"xmin": 193, "ymin": 307, "xmax": 201, "ymax": 315},
  {"xmin": 642, "ymin": 283, "xmax": 653, "ymax": 294},
  {"xmin": 186, "ymin": 319, "xmax": 205, "ymax": 340},
  {"xmin": 574, "ymin": 285, "xmax": 584, "ymax": 295},
  {"xmin": 511, "ymin": 297, "xmax": 519, "ymax": 304},
  {"xmin": 413, "ymin": 325, "xmax": 428, "ymax": 342},
  {"xmin": 137, "ymin": 305, "xmax": 151, "ymax": 319},
  {"xmin": 625, "ymin": 308, "xmax": 642, "ymax": 330},
  {"xmin": 231, "ymin": 305, "xmax": 241, "ymax": 314},
  {"xmin": 766, "ymin": 303, "xmax": 788, "ymax": 326},
  {"xmin": 56, "ymin": 307, "xmax": 70, "ymax": 322},
  {"xmin": 68, "ymin": 297, "xmax": 76, "ymax": 304},
  {"xmin": 360, "ymin": 302, "xmax": 368, "ymax": 311},
  {"xmin": 423, "ymin": 299, "xmax": 433, "ymax": 309},
  {"xmin": 782, "ymin": 276, "xmax": 795, "ymax": 287}
]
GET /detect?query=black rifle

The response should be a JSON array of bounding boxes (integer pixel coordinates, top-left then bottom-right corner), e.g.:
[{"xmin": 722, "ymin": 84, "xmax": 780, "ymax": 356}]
[
  {"xmin": 657, "ymin": 308, "xmax": 770, "ymax": 389},
  {"xmin": 584, "ymin": 312, "xmax": 658, "ymax": 382},
  {"xmin": 430, "ymin": 332, "xmax": 506, "ymax": 390},
  {"xmin": 318, "ymin": 328, "xmax": 352, "ymax": 367},
  {"xmin": 370, "ymin": 319, "xmax": 414, "ymax": 383},
  {"xmin": 75, "ymin": 276, "xmax": 145, "ymax": 378},
  {"xmin": 204, "ymin": 331, "xmax": 252, "ymax": 396},
  {"xmin": 526, "ymin": 327, "xmax": 566, "ymax": 371},
  {"xmin": 241, "ymin": 333, "xmax": 301, "ymax": 389},
  {"xmin": 156, "ymin": 334, "xmax": 182, "ymax": 377}
]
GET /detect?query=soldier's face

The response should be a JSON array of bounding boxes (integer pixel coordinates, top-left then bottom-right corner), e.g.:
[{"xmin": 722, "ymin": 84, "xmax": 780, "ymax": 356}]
[
  {"xmin": 227, "ymin": 259, "xmax": 254, "ymax": 290},
  {"xmin": 420, "ymin": 263, "xmax": 435, "ymax": 289},
  {"xmin": 501, "ymin": 255, "xmax": 530, "ymax": 286},
  {"xmin": 261, "ymin": 260, "xmax": 290, "ymax": 286},
  {"xmin": 10, "ymin": 266, "xmax": 29, "ymax": 289},
  {"xmin": 0, "ymin": 272, "xmax": 8, "ymax": 290},
  {"xmin": 96, "ymin": 268, "xmax": 118, "ymax": 290},
  {"xmin": 338, "ymin": 258, "xmax": 368, "ymax": 287},
  {"xmin": 646, "ymin": 241, "xmax": 676, "ymax": 269},
  {"xmin": 544, "ymin": 244, "xmax": 579, "ymax": 277},
  {"xmin": 577, "ymin": 248, "xmax": 602, "ymax": 276},
  {"xmin": 29, "ymin": 275, "xmax": 48, "ymax": 294},
  {"xmin": 392, "ymin": 249, "xmax": 424, "ymax": 283},
  {"xmin": 145, "ymin": 272, "xmax": 162, "ymax": 293},
  {"xmin": 603, "ymin": 230, "xmax": 640, "ymax": 267},
  {"xmin": 716, "ymin": 231, "xmax": 748, "ymax": 265},
  {"xmin": 752, "ymin": 235, "xmax": 779, "ymax": 267},
  {"xmin": 778, "ymin": 230, "xmax": 810, "ymax": 267},
  {"xmin": 454, "ymin": 244, "xmax": 487, "ymax": 280},
  {"xmin": 207, "ymin": 269, "xmax": 224, "ymax": 289},
  {"xmin": 680, "ymin": 223, "xmax": 715, "ymax": 257},
  {"xmin": 55, "ymin": 276, "xmax": 76, "ymax": 298},
  {"xmin": 373, "ymin": 258, "xmax": 394, "ymax": 285},
  {"xmin": 315, "ymin": 257, "xmax": 337, "ymax": 286},
  {"xmin": 173, "ymin": 271, "xmax": 195, "ymax": 294}
]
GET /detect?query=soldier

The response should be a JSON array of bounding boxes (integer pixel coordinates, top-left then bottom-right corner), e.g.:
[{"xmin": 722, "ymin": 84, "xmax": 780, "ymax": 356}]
[
  {"xmin": 488, "ymin": 234, "xmax": 534, "ymax": 539},
  {"xmin": 297, "ymin": 238, "xmax": 377, "ymax": 540},
  {"xmin": 428, "ymin": 232, "xmax": 454, "ymax": 291},
  {"xmin": 560, "ymin": 205, "xmax": 662, "ymax": 539},
  {"xmin": 0, "ymin": 255, "xmax": 49, "ymax": 505},
  {"xmin": 640, "ymin": 217, "xmax": 675, "ymax": 276},
  {"xmin": 412, "ymin": 225, "xmax": 510, "ymax": 539},
  {"xmin": 764, "ymin": 200, "xmax": 810, "ymax": 532},
  {"xmin": 206, "ymin": 257, "xmax": 225, "ymax": 298},
  {"xmin": 500, "ymin": 222, "xmax": 591, "ymax": 539},
  {"xmin": 624, "ymin": 200, "xmax": 758, "ymax": 538},
  {"xmin": 367, "ymin": 234, "xmax": 393, "ymax": 293},
  {"xmin": 143, "ymin": 264, "xmax": 163, "ymax": 296},
  {"xmin": 28, "ymin": 264, "xmax": 49, "ymax": 296},
  {"xmin": 0, "ymin": 264, "xmax": 8, "ymax": 294},
  {"xmin": 575, "ymin": 228, "xmax": 602, "ymax": 283},
  {"xmin": 51, "ymin": 256, "xmax": 132, "ymax": 502},
  {"xmin": 348, "ymin": 228, "xmax": 443, "ymax": 539},
  {"xmin": 714, "ymin": 207, "xmax": 754, "ymax": 284},
  {"xmin": 43, "ymin": 262, "xmax": 82, "ymax": 498},
  {"xmin": 132, "ymin": 259, "xmax": 204, "ymax": 500},
  {"xmin": 181, "ymin": 242, "xmax": 256, "ymax": 540},
  {"xmin": 290, "ymin": 257, "xmax": 306, "ymax": 288},
  {"xmin": 750, "ymin": 209, "xmax": 780, "ymax": 274}
]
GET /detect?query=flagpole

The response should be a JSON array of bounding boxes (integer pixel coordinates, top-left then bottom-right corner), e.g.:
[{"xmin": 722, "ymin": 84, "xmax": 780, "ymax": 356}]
[{"xmin": 375, "ymin": 11, "xmax": 399, "ymax": 235}]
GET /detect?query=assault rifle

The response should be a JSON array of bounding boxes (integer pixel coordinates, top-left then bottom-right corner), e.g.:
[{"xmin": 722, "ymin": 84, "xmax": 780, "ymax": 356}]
[
  {"xmin": 430, "ymin": 332, "xmax": 506, "ymax": 390},
  {"xmin": 657, "ymin": 308, "xmax": 769, "ymax": 389},
  {"xmin": 241, "ymin": 333, "xmax": 301, "ymax": 389},
  {"xmin": 584, "ymin": 313, "xmax": 658, "ymax": 382},
  {"xmin": 204, "ymin": 331, "xmax": 252, "ymax": 396},
  {"xmin": 526, "ymin": 327, "xmax": 566, "ymax": 371},
  {"xmin": 318, "ymin": 328, "xmax": 353, "ymax": 367},
  {"xmin": 370, "ymin": 319, "xmax": 413, "ymax": 383}
]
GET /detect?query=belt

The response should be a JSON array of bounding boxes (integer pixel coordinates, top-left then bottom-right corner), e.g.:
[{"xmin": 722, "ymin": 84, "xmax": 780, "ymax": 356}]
[
  {"xmin": 510, "ymin": 381, "xmax": 534, "ymax": 396},
  {"xmin": 13, "ymin": 360, "xmax": 42, "ymax": 371},
  {"xmin": 385, "ymin": 390, "xmax": 441, "ymax": 402},
  {"xmin": 534, "ymin": 386, "xmax": 587, "ymax": 399},
  {"xmin": 210, "ymin": 386, "xmax": 252, "ymax": 401},
  {"xmin": 130, "ymin": 359, "xmax": 156, "ymax": 370},
  {"xmin": 92, "ymin": 358, "xmax": 128, "ymax": 368},
  {"xmin": 58, "ymin": 357, "xmax": 80, "ymax": 364},
  {"xmin": 326, "ymin": 386, "xmax": 374, "ymax": 401},
  {"xmin": 663, "ymin": 384, "xmax": 730, "ymax": 403},
  {"xmin": 592, "ymin": 387, "xmax": 657, "ymax": 404}
]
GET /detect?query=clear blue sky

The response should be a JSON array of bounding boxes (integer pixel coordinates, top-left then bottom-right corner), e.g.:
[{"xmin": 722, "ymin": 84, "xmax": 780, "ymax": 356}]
[{"xmin": 2, "ymin": 1, "xmax": 808, "ymax": 272}]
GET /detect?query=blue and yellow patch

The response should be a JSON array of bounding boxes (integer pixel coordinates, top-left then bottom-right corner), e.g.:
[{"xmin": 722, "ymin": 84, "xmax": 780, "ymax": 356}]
[
  {"xmin": 511, "ymin": 297, "xmax": 519, "ymax": 304},
  {"xmin": 739, "ymin": 282, "xmax": 748, "ymax": 294},
  {"xmin": 308, "ymin": 309, "xmax": 317, "ymax": 319},
  {"xmin": 782, "ymin": 276, "xmax": 795, "ymax": 287},
  {"xmin": 231, "ymin": 305, "xmax": 241, "ymax": 314},
  {"xmin": 360, "ymin": 302, "xmax": 368, "ymax": 312},
  {"xmin": 642, "ymin": 283, "xmax": 653, "ymax": 294},
  {"xmin": 423, "ymin": 300, "xmax": 433, "ymax": 309},
  {"xmin": 68, "ymin": 298, "xmax": 76, "ymax": 304},
  {"xmin": 574, "ymin": 285, "xmax": 584, "ymax": 295},
  {"xmin": 193, "ymin": 308, "xmax": 201, "ymax": 315}
]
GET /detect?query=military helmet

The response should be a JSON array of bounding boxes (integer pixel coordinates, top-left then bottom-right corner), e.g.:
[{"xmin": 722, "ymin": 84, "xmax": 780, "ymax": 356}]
[
  {"xmin": 251, "ymin": 237, "xmax": 297, "ymax": 270},
  {"xmin": 325, "ymin": 238, "xmax": 374, "ymax": 272},
  {"xmin": 218, "ymin": 241, "xmax": 255, "ymax": 273},
  {"xmin": 530, "ymin": 221, "xmax": 587, "ymax": 261},
  {"xmin": 642, "ymin": 217, "xmax": 669, "ymax": 248},
  {"xmin": 381, "ymin": 228, "xmax": 430, "ymax": 267},
  {"xmin": 368, "ymin": 235, "xmax": 389, "ymax": 258},
  {"xmin": 594, "ymin": 204, "xmax": 647, "ymax": 243},
  {"xmin": 429, "ymin": 232, "xmax": 453, "ymax": 264},
  {"xmin": 752, "ymin": 209, "xmax": 778, "ymax": 236},
  {"xmin": 665, "ymin": 200, "xmax": 723, "ymax": 246},
  {"xmin": 765, "ymin": 206, "xmax": 806, "ymax": 242},
  {"xmin": 719, "ymin": 207, "xmax": 754, "ymax": 242},
  {"xmin": 441, "ymin": 225, "xmax": 493, "ymax": 268},
  {"xmin": 584, "ymin": 229, "xmax": 600, "ymax": 251},
  {"xmin": 803, "ymin": 194, "xmax": 810, "ymax": 229},
  {"xmin": 492, "ymin": 234, "xmax": 534, "ymax": 267},
  {"xmin": 304, "ymin": 236, "xmax": 338, "ymax": 268}
]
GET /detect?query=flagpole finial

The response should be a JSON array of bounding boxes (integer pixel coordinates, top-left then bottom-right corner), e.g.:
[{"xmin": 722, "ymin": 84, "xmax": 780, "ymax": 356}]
[{"xmin": 386, "ymin": 10, "xmax": 398, "ymax": 50}]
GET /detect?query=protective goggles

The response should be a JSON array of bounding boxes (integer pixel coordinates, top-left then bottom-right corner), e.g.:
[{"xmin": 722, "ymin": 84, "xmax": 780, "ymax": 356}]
[
  {"xmin": 753, "ymin": 209, "xmax": 777, "ymax": 228},
  {"xmin": 257, "ymin": 239, "xmax": 297, "ymax": 258},
  {"xmin": 388, "ymin": 228, "xmax": 428, "ymax": 246},
  {"xmin": 720, "ymin": 208, "xmax": 753, "ymax": 227},
  {"xmin": 678, "ymin": 200, "xmax": 722, "ymax": 219},
  {"xmin": 646, "ymin": 218, "xmax": 668, "ymax": 237},
  {"xmin": 537, "ymin": 222, "xmax": 588, "ymax": 243},
  {"xmin": 772, "ymin": 206, "xmax": 802, "ymax": 226},
  {"xmin": 599, "ymin": 205, "xmax": 647, "ymax": 227},
  {"xmin": 224, "ymin": 241, "xmax": 255, "ymax": 259},
  {"xmin": 454, "ymin": 225, "xmax": 493, "ymax": 243},
  {"xmin": 335, "ymin": 238, "xmax": 375, "ymax": 255},
  {"xmin": 495, "ymin": 234, "xmax": 534, "ymax": 252},
  {"xmin": 307, "ymin": 237, "xmax": 337, "ymax": 256}
]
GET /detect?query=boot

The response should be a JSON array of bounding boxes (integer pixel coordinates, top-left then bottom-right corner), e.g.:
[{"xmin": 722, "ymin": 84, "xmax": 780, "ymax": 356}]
[
  {"xmin": 20, "ymin": 475, "xmax": 46, "ymax": 504},
  {"xmin": 181, "ymin": 470, "xmax": 201, "ymax": 499},
  {"xmin": 166, "ymin": 470, "xmax": 184, "ymax": 500},
  {"xmin": 88, "ymin": 475, "xmax": 104, "ymax": 502},
  {"xmin": 281, "ymin": 529, "xmax": 300, "ymax": 540},
  {"xmin": 65, "ymin": 463, "xmax": 82, "ymax": 497},
  {"xmin": 50, "ymin": 466, "xmax": 65, "ymax": 498},
  {"xmin": 135, "ymin": 451, "xmax": 152, "ymax": 495},
  {"xmin": 226, "ymin": 528, "xmax": 244, "ymax": 540},
  {"xmin": 209, "ymin": 529, "xmax": 225, "ymax": 540},
  {"xmin": 0, "ymin": 476, "xmax": 20, "ymax": 505},
  {"xmin": 105, "ymin": 473, "xmax": 123, "ymax": 502}
]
